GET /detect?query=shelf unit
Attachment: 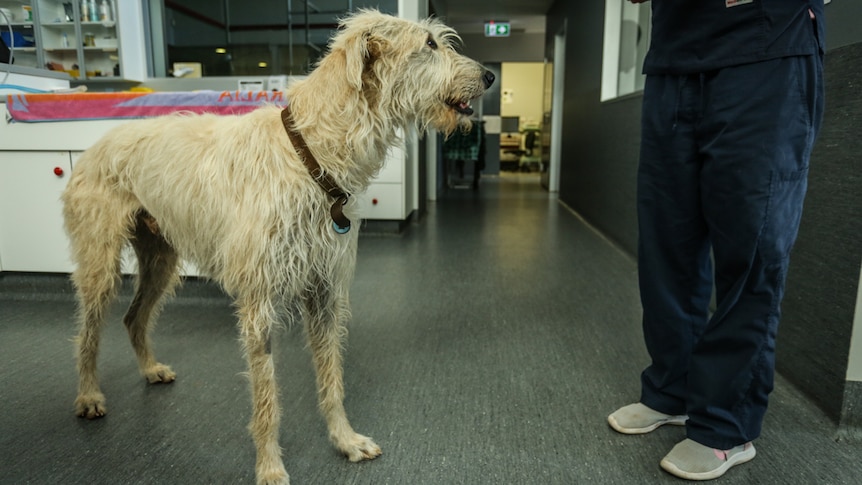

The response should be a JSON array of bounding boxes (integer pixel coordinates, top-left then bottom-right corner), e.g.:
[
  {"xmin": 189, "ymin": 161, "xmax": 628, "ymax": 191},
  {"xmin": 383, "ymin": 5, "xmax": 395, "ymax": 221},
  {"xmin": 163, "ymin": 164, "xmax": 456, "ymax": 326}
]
[
  {"xmin": 0, "ymin": 0, "xmax": 144, "ymax": 81},
  {"xmin": 0, "ymin": 0, "xmax": 38, "ymax": 68}
]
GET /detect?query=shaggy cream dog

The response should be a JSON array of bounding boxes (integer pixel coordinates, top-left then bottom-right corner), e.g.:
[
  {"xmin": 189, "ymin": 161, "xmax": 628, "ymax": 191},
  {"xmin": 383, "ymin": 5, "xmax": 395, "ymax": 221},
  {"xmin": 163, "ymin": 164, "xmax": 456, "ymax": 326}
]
[{"xmin": 61, "ymin": 9, "xmax": 493, "ymax": 485}]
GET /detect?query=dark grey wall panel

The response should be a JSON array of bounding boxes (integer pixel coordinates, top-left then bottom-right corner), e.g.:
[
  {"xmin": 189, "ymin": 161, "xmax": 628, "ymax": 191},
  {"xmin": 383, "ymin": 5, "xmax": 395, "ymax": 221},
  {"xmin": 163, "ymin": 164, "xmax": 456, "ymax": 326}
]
[
  {"xmin": 481, "ymin": 63, "xmax": 503, "ymax": 175},
  {"xmin": 546, "ymin": 1, "xmax": 640, "ymax": 255},
  {"xmin": 777, "ymin": 43, "xmax": 862, "ymax": 422},
  {"xmin": 459, "ymin": 33, "xmax": 546, "ymax": 64}
]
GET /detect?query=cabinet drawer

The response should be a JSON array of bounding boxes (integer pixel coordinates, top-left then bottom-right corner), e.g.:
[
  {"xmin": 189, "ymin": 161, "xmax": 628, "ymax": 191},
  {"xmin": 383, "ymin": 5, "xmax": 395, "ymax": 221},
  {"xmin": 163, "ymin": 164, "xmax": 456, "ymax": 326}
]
[
  {"xmin": 0, "ymin": 151, "xmax": 74, "ymax": 272},
  {"xmin": 356, "ymin": 183, "xmax": 404, "ymax": 220}
]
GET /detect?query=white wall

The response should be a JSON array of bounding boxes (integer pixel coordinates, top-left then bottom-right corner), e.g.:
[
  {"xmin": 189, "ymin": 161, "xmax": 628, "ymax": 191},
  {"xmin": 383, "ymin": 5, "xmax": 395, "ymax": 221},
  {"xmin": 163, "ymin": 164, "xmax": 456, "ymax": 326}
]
[
  {"xmin": 500, "ymin": 62, "xmax": 545, "ymax": 129},
  {"xmin": 397, "ymin": 0, "xmax": 426, "ymax": 21},
  {"xmin": 398, "ymin": 0, "xmax": 427, "ymax": 212},
  {"xmin": 847, "ymin": 263, "xmax": 862, "ymax": 382}
]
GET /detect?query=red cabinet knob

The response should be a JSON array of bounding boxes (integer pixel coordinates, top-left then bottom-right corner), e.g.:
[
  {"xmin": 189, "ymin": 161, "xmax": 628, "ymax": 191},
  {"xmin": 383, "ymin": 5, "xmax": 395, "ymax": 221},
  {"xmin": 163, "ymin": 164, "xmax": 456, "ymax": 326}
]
[
  {"xmin": 53, "ymin": 167, "xmax": 64, "ymax": 177},
  {"xmin": 372, "ymin": 198, "xmax": 378, "ymax": 205}
]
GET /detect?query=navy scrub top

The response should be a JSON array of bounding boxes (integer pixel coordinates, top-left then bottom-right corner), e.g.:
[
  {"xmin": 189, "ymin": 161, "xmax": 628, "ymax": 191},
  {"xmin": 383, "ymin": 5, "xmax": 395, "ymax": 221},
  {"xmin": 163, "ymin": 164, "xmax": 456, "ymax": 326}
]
[{"xmin": 643, "ymin": 0, "xmax": 826, "ymax": 75}]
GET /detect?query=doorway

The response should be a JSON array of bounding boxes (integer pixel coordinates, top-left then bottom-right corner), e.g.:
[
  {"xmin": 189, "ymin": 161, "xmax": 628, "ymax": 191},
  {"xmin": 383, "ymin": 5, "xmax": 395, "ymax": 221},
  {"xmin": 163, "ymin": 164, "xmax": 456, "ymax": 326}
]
[{"xmin": 498, "ymin": 62, "xmax": 546, "ymax": 175}]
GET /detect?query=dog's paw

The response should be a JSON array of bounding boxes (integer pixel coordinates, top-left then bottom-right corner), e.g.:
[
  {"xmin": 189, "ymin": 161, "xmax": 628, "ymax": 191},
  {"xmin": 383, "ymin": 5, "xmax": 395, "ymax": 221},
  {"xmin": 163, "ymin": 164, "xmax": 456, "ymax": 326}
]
[
  {"xmin": 339, "ymin": 433, "xmax": 382, "ymax": 462},
  {"xmin": 144, "ymin": 363, "xmax": 176, "ymax": 384},
  {"xmin": 257, "ymin": 478, "xmax": 289, "ymax": 485},
  {"xmin": 74, "ymin": 392, "xmax": 107, "ymax": 419},
  {"xmin": 256, "ymin": 463, "xmax": 289, "ymax": 485}
]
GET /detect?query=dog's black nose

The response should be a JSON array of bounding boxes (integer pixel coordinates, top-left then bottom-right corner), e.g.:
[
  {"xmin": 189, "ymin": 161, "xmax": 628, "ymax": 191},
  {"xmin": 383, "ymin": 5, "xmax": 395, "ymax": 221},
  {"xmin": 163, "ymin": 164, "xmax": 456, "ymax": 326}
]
[{"xmin": 483, "ymin": 70, "xmax": 495, "ymax": 89}]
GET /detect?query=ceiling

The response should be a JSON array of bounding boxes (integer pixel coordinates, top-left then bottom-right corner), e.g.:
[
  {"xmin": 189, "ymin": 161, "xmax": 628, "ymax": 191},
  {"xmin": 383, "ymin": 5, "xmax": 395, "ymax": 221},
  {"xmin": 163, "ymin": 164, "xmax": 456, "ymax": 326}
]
[{"xmin": 433, "ymin": 0, "xmax": 556, "ymax": 35}]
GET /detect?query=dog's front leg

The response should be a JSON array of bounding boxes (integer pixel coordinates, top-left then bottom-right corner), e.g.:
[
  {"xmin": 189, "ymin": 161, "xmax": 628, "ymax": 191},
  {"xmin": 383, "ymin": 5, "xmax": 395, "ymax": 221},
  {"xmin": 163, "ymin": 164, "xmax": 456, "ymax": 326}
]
[
  {"xmin": 305, "ymin": 305, "xmax": 382, "ymax": 463},
  {"xmin": 239, "ymin": 300, "xmax": 289, "ymax": 485}
]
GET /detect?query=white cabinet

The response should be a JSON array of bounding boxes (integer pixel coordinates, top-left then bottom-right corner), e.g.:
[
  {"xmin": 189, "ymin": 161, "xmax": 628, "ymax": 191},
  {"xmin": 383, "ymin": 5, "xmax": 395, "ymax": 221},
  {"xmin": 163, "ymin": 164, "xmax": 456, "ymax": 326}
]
[
  {"xmin": 0, "ymin": 150, "xmax": 74, "ymax": 272},
  {"xmin": 0, "ymin": 150, "xmax": 201, "ymax": 276},
  {"xmin": 355, "ymin": 140, "xmax": 415, "ymax": 221}
]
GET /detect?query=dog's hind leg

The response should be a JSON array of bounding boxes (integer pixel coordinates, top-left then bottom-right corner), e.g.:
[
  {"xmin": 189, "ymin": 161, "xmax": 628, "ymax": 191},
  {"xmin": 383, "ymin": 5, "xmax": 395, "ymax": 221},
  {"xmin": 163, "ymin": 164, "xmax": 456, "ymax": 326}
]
[
  {"xmin": 303, "ymin": 288, "xmax": 382, "ymax": 462},
  {"xmin": 237, "ymin": 290, "xmax": 289, "ymax": 485},
  {"xmin": 123, "ymin": 211, "xmax": 180, "ymax": 384},
  {"xmin": 65, "ymin": 193, "xmax": 132, "ymax": 419}
]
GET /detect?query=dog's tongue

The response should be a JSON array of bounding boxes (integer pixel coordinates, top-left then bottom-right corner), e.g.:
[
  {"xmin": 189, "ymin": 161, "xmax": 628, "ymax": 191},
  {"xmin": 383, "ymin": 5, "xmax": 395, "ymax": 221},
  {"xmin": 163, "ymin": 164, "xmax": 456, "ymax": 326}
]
[{"xmin": 459, "ymin": 102, "xmax": 473, "ymax": 115}]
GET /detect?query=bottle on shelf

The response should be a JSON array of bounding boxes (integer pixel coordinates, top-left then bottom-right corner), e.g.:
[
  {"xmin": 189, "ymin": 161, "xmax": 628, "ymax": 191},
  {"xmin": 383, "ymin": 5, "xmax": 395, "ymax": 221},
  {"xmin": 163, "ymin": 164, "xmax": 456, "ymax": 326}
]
[{"xmin": 100, "ymin": 0, "xmax": 111, "ymax": 22}]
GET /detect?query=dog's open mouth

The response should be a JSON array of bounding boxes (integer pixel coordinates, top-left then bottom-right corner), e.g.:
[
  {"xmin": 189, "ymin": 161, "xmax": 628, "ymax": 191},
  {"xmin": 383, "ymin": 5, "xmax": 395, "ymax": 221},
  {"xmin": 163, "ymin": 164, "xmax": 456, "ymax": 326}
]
[{"xmin": 447, "ymin": 99, "xmax": 474, "ymax": 116}]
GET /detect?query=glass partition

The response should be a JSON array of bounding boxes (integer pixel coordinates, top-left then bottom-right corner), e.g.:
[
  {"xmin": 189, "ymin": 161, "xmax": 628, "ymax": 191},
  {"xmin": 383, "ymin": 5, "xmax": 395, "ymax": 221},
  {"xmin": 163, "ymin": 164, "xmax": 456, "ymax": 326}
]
[{"xmin": 152, "ymin": 0, "xmax": 396, "ymax": 78}]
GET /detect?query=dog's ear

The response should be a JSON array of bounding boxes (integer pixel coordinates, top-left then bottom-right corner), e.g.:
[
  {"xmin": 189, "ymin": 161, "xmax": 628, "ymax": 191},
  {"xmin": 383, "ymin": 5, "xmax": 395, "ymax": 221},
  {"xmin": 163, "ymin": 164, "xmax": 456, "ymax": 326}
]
[
  {"xmin": 337, "ymin": 31, "xmax": 387, "ymax": 91},
  {"xmin": 364, "ymin": 33, "xmax": 386, "ymax": 62},
  {"xmin": 337, "ymin": 32, "xmax": 365, "ymax": 91}
]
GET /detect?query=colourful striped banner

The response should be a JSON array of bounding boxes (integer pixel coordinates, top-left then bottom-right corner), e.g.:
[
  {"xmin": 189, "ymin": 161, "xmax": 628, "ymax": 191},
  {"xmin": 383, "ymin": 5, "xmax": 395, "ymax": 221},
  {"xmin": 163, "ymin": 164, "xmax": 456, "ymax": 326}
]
[{"xmin": 5, "ymin": 91, "xmax": 288, "ymax": 122}]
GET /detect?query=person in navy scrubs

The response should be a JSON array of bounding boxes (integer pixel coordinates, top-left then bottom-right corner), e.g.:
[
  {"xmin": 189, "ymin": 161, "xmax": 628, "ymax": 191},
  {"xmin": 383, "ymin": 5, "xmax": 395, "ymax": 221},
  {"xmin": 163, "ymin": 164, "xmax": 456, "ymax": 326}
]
[{"xmin": 608, "ymin": 0, "xmax": 826, "ymax": 480}]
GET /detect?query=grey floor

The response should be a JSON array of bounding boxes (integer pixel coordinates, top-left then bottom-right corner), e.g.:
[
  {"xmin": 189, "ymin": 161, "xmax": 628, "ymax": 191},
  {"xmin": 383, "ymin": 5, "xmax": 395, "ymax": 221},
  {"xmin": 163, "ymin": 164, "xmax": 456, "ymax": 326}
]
[{"xmin": 1, "ymin": 173, "xmax": 860, "ymax": 485}]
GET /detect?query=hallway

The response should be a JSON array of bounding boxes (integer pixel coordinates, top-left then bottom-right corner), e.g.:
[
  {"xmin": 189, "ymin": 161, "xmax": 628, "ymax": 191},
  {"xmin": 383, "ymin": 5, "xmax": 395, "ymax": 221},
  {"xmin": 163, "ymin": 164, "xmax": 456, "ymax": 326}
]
[{"xmin": 1, "ymin": 173, "xmax": 860, "ymax": 484}]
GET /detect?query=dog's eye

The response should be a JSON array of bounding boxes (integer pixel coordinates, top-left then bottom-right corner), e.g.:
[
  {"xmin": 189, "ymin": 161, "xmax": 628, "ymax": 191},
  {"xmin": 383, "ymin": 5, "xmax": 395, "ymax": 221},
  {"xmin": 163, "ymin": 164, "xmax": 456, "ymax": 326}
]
[{"xmin": 426, "ymin": 36, "xmax": 438, "ymax": 50}]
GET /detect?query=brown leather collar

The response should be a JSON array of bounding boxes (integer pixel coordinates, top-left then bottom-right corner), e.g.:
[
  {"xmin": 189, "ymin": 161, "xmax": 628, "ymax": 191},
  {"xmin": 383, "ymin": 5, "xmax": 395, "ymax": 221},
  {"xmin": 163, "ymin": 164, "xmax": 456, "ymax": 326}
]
[{"xmin": 281, "ymin": 106, "xmax": 352, "ymax": 233}]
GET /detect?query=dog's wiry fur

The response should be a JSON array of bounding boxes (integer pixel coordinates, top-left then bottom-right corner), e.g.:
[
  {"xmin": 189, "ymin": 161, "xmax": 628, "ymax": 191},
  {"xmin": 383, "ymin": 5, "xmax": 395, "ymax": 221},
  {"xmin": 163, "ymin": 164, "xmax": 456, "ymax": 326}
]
[{"xmin": 61, "ymin": 10, "xmax": 491, "ymax": 485}]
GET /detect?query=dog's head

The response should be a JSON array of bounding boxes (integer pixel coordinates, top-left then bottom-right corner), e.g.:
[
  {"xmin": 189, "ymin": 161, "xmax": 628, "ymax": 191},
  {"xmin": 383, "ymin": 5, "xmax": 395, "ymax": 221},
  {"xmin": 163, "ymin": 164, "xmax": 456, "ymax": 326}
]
[{"xmin": 315, "ymin": 9, "xmax": 494, "ymax": 136}]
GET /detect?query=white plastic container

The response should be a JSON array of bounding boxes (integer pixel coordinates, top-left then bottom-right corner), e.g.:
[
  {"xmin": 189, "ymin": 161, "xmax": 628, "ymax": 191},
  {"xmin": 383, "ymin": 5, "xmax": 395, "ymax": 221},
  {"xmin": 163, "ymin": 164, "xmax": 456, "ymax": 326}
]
[
  {"xmin": 0, "ymin": 8, "xmax": 14, "ymax": 24},
  {"xmin": 93, "ymin": 37, "xmax": 117, "ymax": 48}
]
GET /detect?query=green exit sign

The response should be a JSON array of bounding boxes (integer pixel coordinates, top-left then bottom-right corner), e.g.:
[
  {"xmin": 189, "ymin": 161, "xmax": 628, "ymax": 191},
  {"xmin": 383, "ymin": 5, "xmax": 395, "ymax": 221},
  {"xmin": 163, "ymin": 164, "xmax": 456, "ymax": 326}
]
[{"xmin": 484, "ymin": 21, "xmax": 510, "ymax": 37}]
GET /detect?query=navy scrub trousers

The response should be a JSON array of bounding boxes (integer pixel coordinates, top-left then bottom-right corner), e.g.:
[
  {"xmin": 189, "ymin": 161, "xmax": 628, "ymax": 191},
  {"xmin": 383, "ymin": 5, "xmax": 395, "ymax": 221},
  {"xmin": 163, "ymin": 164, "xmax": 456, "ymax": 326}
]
[{"xmin": 636, "ymin": 53, "xmax": 824, "ymax": 450}]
